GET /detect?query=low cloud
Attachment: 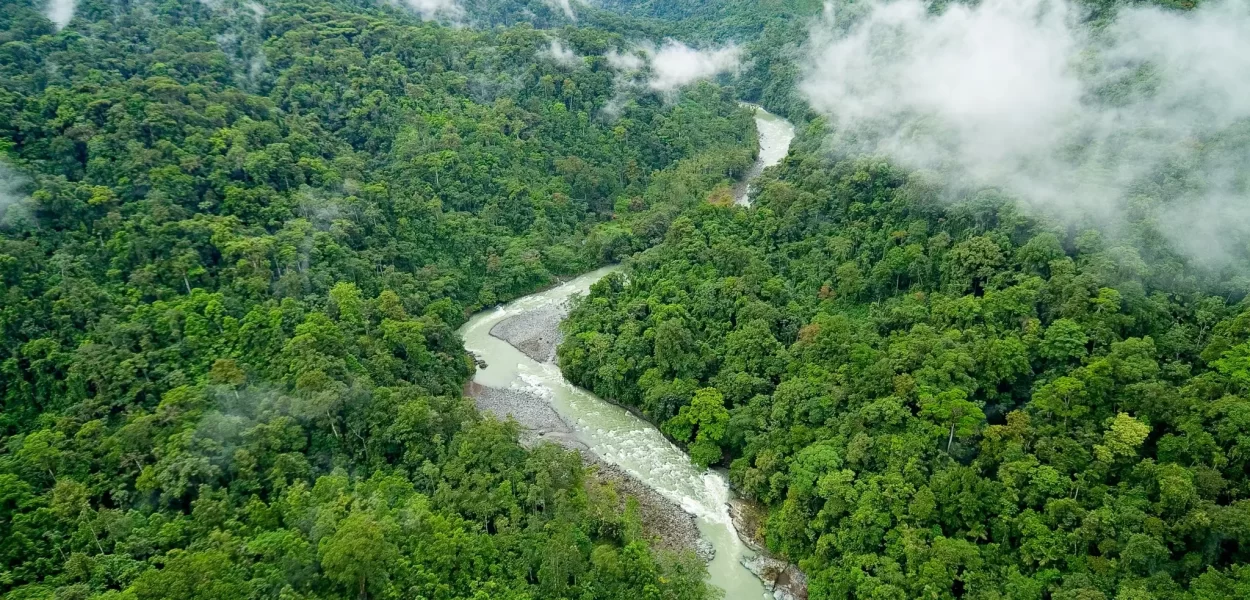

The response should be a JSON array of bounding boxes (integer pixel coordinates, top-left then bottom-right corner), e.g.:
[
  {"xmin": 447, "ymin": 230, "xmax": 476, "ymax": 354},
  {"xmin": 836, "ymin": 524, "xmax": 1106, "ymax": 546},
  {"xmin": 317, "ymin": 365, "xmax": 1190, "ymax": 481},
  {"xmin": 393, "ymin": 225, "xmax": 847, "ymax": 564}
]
[
  {"xmin": 606, "ymin": 48, "xmax": 646, "ymax": 72},
  {"xmin": 0, "ymin": 163, "xmax": 31, "ymax": 226},
  {"xmin": 396, "ymin": 0, "xmax": 463, "ymax": 21},
  {"xmin": 648, "ymin": 41, "xmax": 742, "ymax": 92},
  {"xmin": 544, "ymin": 0, "xmax": 576, "ymax": 21},
  {"xmin": 543, "ymin": 40, "xmax": 582, "ymax": 68},
  {"xmin": 45, "ymin": 0, "xmax": 75, "ymax": 30},
  {"xmin": 248, "ymin": 51, "xmax": 268, "ymax": 85},
  {"xmin": 801, "ymin": 0, "xmax": 1250, "ymax": 267},
  {"xmin": 245, "ymin": 1, "xmax": 266, "ymax": 22},
  {"xmin": 608, "ymin": 40, "xmax": 743, "ymax": 93}
]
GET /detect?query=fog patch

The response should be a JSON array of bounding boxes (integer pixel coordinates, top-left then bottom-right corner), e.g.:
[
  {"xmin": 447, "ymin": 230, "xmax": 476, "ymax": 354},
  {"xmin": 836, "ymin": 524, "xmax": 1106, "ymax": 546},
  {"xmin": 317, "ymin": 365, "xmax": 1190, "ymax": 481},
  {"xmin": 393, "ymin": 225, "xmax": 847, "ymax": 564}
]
[
  {"xmin": 544, "ymin": 0, "xmax": 576, "ymax": 21},
  {"xmin": 606, "ymin": 48, "xmax": 646, "ymax": 72},
  {"xmin": 214, "ymin": 31, "xmax": 268, "ymax": 89},
  {"xmin": 395, "ymin": 0, "xmax": 463, "ymax": 21},
  {"xmin": 648, "ymin": 41, "xmax": 742, "ymax": 92},
  {"xmin": 608, "ymin": 40, "xmax": 742, "ymax": 93},
  {"xmin": 543, "ymin": 40, "xmax": 582, "ymax": 68},
  {"xmin": 45, "ymin": 0, "xmax": 75, "ymax": 30},
  {"xmin": 801, "ymin": 0, "xmax": 1250, "ymax": 267},
  {"xmin": 0, "ymin": 163, "xmax": 33, "ymax": 228},
  {"xmin": 245, "ymin": 0, "xmax": 266, "ymax": 22},
  {"xmin": 248, "ymin": 51, "xmax": 268, "ymax": 86}
]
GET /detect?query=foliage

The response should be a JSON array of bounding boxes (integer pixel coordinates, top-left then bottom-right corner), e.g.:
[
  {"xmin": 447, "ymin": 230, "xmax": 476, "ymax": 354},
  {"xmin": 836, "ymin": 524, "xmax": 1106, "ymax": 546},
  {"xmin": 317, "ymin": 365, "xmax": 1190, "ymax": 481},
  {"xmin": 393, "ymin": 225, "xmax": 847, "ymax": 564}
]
[
  {"xmin": 0, "ymin": 0, "xmax": 750, "ymax": 597},
  {"xmin": 560, "ymin": 132, "xmax": 1250, "ymax": 598}
]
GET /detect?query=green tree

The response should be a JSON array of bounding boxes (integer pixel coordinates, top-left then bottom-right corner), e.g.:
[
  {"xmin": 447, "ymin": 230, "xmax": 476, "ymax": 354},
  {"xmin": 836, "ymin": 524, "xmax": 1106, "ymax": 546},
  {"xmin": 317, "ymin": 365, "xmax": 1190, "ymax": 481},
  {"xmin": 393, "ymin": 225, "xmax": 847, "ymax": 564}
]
[
  {"xmin": 920, "ymin": 389, "xmax": 986, "ymax": 452},
  {"xmin": 319, "ymin": 512, "xmax": 400, "ymax": 600},
  {"xmin": 1094, "ymin": 412, "xmax": 1150, "ymax": 463},
  {"xmin": 663, "ymin": 388, "xmax": 730, "ymax": 467}
]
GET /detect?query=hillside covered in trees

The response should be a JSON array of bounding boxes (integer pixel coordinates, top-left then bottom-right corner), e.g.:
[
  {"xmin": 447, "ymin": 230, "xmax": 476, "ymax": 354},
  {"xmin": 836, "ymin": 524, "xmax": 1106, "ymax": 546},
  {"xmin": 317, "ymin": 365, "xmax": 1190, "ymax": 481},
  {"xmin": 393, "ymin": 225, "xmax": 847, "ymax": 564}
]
[
  {"xmin": 0, "ymin": 0, "xmax": 753, "ymax": 598},
  {"xmin": 557, "ymin": 2, "xmax": 1250, "ymax": 598},
  {"xmin": 561, "ymin": 139, "xmax": 1250, "ymax": 598},
  {"xmin": 6, "ymin": 0, "xmax": 1250, "ymax": 598}
]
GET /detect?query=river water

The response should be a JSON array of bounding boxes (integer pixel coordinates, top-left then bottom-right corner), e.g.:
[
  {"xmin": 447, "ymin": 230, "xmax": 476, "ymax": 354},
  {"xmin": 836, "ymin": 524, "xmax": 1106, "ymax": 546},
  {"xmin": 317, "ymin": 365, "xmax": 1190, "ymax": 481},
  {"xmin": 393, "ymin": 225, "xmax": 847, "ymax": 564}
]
[
  {"xmin": 734, "ymin": 104, "xmax": 797, "ymax": 206},
  {"xmin": 457, "ymin": 106, "xmax": 794, "ymax": 599}
]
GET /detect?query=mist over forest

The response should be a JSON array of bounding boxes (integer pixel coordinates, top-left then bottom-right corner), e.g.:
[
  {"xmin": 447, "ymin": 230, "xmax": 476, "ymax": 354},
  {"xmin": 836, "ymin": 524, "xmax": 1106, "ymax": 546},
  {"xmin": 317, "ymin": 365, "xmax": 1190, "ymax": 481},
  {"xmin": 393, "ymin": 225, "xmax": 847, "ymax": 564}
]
[
  {"xmin": 3, "ymin": 1, "xmax": 1250, "ymax": 600},
  {"xmin": 802, "ymin": 0, "xmax": 1250, "ymax": 269}
]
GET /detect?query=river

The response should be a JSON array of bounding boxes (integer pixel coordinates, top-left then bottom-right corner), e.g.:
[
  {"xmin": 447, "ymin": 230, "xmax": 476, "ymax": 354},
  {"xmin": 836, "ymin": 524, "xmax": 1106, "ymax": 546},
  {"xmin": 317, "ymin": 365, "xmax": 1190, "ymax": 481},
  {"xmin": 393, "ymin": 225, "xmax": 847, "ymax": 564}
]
[
  {"xmin": 457, "ymin": 105, "xmax": 794, "ymax": 599},
  {"xmin": 735, "ymin": 104, "xmax": 797, "ymax": 206}
]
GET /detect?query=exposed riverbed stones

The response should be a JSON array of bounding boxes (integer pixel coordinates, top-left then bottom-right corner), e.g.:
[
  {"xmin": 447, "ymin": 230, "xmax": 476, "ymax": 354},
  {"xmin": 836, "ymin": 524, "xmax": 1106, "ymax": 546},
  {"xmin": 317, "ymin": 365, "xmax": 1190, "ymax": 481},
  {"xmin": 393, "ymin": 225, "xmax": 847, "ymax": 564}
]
[
  {"xmin": 471, "ymin": 385, "xmax": 565, "ymax": 433},
  {"xmin": 467, "ymin": 382, "xmax": 706, "ymax": 559},
  {"xmin": 588, "ymin": 460, "xmax": 708, "ymax": 560},
  {"xmin": 489, "ymin": 304, "xmax": 566, "ymax": 363}
]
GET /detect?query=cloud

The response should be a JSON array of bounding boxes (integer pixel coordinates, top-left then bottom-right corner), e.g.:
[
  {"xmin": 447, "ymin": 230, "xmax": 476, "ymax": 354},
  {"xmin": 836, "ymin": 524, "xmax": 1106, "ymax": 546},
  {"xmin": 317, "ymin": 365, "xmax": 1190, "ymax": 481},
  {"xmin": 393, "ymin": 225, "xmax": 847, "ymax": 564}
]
[
  {"xmin": 647, "ymin": 41, "xmax": 742, "ymax": 92},
  {"xmin": 0, "ymin": 162, "xmax": 31, "ymax": 226},
  {"xmin": 245, "ymin": 1, "xmax": 266, "ymax": 22},
  {"xmin": 606, "ymin": 48, "xmax": 646, "ymax": 72},
  {"xmin": 45, "ymin": 0, "xmax": 75, "ymax": 30},
  {"xmin": 543, "ymin": 40, "xmax": 582, "ymax": 68},
  {"xmin": 248, "ymin": 51, "xmax": 268, "ymax": 84},
  {"xmin": 544, "ymin": 0, "xmax": 576, "ymax": 21},
  {"xmin": 801, "ymin": 0, "xmax": 1250, "ymax": 266},
  {"xmin": 607, "ymin": 41, "xmax": 743, "ymax": 93},
  {"xmin": 396, "ymin": 0, "xmax": 463, "ymax": 21}
]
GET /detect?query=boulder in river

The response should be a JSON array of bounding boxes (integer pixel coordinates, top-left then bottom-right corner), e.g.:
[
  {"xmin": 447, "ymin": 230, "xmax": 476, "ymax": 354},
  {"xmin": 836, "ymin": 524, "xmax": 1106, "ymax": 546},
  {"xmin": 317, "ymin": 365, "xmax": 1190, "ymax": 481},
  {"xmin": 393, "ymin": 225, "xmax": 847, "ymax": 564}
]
[
  {"xmin": 741, "ymin": 554, "xmax": 808, "ymax": 600},
  {"xmin": 731, "ymin": 499, "xmax": 808, "ymax": 600}
]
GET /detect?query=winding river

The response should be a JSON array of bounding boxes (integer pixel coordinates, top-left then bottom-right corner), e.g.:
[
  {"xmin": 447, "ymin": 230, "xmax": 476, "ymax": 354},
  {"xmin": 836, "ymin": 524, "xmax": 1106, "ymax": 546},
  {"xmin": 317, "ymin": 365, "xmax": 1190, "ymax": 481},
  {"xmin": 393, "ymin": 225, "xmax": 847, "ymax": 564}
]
[
  {"xmin": 735, "ymin": 104, "xmax": 797, "ymax": 206},
  {"xmin": 457, "ymin": 105, "xmax": 794, "ymax": 599}
]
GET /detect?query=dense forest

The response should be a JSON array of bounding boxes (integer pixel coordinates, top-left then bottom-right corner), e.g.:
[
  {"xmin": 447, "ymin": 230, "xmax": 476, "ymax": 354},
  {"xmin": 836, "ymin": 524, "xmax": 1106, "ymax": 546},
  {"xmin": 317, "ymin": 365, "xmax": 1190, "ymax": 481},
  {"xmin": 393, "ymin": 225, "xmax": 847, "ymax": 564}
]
[
  {"xmin": 561, "ymin": 143, "xmax": 1250, "ymax": 598},
  {"xmin": 558, "ymin": 3, "xmax": 1250, "ymax": 599},
  {"xmin": 0, "ymin": 0, "xmax": 753, "ymax": 598},
  {"xmin": 6, "ymin": 0, "xmax": 1250, "ymax": 598}
]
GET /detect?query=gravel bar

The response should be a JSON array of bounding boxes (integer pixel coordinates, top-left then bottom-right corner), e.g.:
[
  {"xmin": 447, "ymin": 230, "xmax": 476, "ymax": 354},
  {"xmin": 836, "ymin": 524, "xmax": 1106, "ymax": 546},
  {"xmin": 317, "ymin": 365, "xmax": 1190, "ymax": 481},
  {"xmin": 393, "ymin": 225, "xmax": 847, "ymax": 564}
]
[
  {"xmin": 586, "ymin": 460, "xmax": 710, "ymax": 560},
  {"xmin": 468, "ymin": 382, "xmax": 706, "ymax": 560},
  {"xmin": 470, "ymin": 296, "xmax": 712, "ymax": 562},
  {"xmin": 489, "ymin": 304, "xmax": 567, "ymax": 363}
]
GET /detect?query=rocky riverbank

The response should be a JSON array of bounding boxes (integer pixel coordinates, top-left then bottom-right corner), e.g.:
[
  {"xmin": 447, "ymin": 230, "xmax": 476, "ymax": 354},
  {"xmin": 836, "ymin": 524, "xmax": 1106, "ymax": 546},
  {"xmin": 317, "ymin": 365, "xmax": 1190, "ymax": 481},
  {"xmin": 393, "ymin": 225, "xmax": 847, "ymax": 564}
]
[
  {"xmin": 588, "ymin": 460, "xmax": 712, "ymax": 561},
  {"xmin": 466, "ymin": 381, "xmax": 707, "ymax": 560},
  {"xmin": 729, "ymin": 499, "xmax": 808, "ymax": 600}
]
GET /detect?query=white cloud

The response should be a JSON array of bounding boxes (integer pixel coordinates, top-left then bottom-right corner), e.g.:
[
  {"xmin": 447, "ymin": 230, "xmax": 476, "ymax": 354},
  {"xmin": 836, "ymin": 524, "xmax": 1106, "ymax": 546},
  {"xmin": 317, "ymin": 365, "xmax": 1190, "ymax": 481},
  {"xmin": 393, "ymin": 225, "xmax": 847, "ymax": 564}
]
[
  {"xmin": 606, "ymin": 48, "xmax": 646, "ymax": 72},
  {"xmin": 544, "ymin": 0, "xmax": 576, "ymax": 21},
  {"xmin": 801, "ymin": 0, "xmax": 1250, "ymax": 266},
  {"xmin": 395, "ymin": 0, "xmax": 463, "ymax": 21},
  {"xmin": 544, "ymin": 40, "xmax": 582, "ymax": 68},
  {"xmin": 647, "ymin": 41, "xmax": 742, "ymax": 92},
  {"xmin": 245, "ymin": 1, "xmax": 267, "ymax": 22},
  {"xmin": 607, "ymin": 41, "xmax": 742, "ymax": 93},
  {"xmin": 45, "ymin": 0, "xmax": 75, "ymax": 30},
  {"xmin": 0, "ymin": 162, "xmax": 30, "ymax": 225}
]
